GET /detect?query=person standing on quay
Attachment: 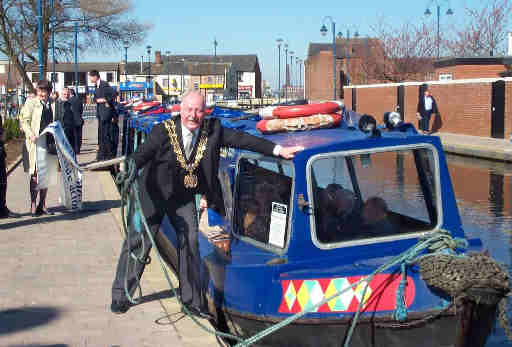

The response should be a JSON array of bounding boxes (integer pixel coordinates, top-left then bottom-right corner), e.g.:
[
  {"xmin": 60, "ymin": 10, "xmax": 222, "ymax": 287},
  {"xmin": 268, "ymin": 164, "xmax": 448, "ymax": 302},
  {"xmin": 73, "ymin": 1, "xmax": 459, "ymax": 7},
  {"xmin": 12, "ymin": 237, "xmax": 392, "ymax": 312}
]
[
  {"xmin": 110, "ymin": 90, "xmax": 304, "ymax": 315},
  {"xmin": 416, "ymin": 87, "xmax": 438, "ymax": 134},
  {"xmin": 69, "ymin": 89, "xmax": 84, "ymax": 154},
  {"xmin": 20, "ymin": 80, "xmax": 56, "ymax": 217},
  {"xmin": 89, "ymin": 70, "xmax": 118, "ymax": 161},
  {"xmin": 54, "ymin": 88, "xmax": 77, "ymax": 154}
]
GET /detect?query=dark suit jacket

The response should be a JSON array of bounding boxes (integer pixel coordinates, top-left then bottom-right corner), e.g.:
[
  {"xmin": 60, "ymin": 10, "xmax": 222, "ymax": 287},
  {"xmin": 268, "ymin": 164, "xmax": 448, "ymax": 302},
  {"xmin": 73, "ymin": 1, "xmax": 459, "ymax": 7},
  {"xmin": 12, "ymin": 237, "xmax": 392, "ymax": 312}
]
[
  {"xmin": 54, "ymin": 100, "xmax": 74, "ymax": 128},
  {"xmin": 94, "ymin": 80, "xmax": 117, "ymax": 121},
  {"xmin": 70, "ymin": 95, "xmax": 84, "ymax": 126},
  {"xmin": 417, "ymin": 95, "xmax": 438, "ymax": 117},
  {"xmin": 131, "ymin": 116, "xmax": 277, "ymax": 216}
]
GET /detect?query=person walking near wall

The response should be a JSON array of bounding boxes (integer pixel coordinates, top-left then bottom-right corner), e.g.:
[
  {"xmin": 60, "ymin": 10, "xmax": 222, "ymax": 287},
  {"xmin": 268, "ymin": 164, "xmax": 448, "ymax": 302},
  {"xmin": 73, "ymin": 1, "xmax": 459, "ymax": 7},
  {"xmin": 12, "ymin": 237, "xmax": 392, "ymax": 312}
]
[
  {"xmin": 54, "ymin": 88, "xmax": 77, "ymax": 154},
  {"xmin": 416, "ymin": 87, "xmax": 438, "ymax": 135}
]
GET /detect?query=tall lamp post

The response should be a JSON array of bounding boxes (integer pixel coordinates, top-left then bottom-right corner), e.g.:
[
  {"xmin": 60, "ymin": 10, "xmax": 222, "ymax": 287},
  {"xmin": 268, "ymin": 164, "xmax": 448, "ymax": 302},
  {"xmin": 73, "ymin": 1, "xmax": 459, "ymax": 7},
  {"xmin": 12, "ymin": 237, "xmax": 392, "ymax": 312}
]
[
  {"xmin": 425, "ymin": 1, "xmax": 453, "ymax": 59},
  {"xmin": 146, "ymin": 45, "xmax": 152, "ymax": 98},
  {"xmin": 165, "ymin": 50, "xmax": 171, "ymax": 102},
  {"xmin": 276, "ymin": 38, "xmax": 283, "ymax": 103},
  {"xmin": 37, "ymin": 0, "xmax": 43, "ymax": 77},
  {"xmin": 284, "ymin": 43, "xmax": 288, "ymax": 101},
  {"xmin": 320, "ymin": 16, "xmax": 337, "ymax": 100},
  {"xmin": 50, "ymin": 0, "xmax": 56, "ymax": 90},
  {"xmin": 289, "ymin": 51, "xmax": 294, "ymax": 99},
  {"xmin": 123, "ymin": 41, "xmax": 129, "ymax": 80},
  {"xmin": 74, "ymin": 21, "xmax": 79, "ymax": 95},
  {"xmin": 296, "ymin": 57, "xmax": 300, "ymax": 99}
]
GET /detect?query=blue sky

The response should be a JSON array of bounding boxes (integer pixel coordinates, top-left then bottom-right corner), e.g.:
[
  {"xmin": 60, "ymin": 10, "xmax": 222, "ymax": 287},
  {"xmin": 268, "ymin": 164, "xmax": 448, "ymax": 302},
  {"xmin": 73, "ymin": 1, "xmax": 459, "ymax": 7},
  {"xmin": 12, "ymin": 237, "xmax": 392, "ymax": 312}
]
[{"xmin": 84, "ymin": 0, "xmax": 485, "ymax": 90}]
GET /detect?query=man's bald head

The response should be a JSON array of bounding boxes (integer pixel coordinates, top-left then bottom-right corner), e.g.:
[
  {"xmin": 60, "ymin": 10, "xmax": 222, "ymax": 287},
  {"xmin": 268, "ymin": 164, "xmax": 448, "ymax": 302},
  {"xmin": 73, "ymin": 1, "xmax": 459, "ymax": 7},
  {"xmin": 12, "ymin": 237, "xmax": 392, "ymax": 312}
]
[{"xmin": 180, "ymin": 90, "xmax": 206, "ymax": 131}]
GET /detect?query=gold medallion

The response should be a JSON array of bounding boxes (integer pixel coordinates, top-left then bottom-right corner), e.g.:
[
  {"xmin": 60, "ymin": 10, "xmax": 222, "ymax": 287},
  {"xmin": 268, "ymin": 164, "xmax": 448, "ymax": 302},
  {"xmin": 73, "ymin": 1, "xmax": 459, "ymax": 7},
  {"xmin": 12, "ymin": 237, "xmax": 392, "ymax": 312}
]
[
  {"xmin": 164, "ymin": 119, "xmax": 209, "ymax": 190},
  {"xmin": 184, "ymin": 173, "xmax": 198, "ymax": 188}
]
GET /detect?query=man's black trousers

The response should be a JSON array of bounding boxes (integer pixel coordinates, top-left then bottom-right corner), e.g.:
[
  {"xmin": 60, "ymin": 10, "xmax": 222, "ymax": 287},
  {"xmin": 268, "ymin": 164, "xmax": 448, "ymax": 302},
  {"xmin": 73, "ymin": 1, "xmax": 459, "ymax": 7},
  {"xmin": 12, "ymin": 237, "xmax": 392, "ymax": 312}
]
[{"xmin": 111, "ymin": 187, "xmax": 204, "ymax": 309}]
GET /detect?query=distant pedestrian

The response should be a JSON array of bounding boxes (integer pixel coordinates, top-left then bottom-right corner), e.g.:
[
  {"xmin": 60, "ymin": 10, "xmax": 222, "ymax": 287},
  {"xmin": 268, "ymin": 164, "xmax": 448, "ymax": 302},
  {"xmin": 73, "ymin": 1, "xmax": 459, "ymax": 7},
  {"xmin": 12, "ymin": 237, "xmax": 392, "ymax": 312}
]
[
  {"xmin": 54, "ymin": 87, "xmax": 78, "ymax": 154},
  {"xmin": 89, "ymin": 70, "xmax": 119, "ymax": 161},
  {"xmin": 0, "ymin": 119, "xmax": 21, "ymax": 219},
  {"xmin": 416, "ymin": 87, "xmax": 438, "ymax": 134},
  {"xmin": 69, "ymin": 89, "xmax": 84, "ymax": 154},
  {"xmin": 20, "ymin": 80, "xmax": 56, "ymax": 217}
]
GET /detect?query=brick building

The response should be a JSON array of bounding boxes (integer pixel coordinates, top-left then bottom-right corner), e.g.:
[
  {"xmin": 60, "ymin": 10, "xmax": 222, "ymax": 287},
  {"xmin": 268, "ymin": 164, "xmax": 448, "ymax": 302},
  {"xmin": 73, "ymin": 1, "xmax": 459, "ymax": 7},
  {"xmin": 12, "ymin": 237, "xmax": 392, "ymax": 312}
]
[
  {"xmin": 434, "ymin": 56, "xmax": 512, "ymax": 81},
  {"xmin": 305, "ymin": 37, "xmax": 384, "ymax": 101}
]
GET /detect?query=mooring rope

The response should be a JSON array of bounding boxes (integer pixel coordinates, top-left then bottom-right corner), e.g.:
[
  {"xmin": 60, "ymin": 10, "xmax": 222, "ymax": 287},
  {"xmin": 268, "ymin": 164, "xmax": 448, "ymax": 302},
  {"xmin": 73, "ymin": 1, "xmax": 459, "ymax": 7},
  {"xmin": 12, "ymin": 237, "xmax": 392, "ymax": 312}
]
[{"xmin": 115, "ymin": 157, "xmax": 507, "ymax": 347}]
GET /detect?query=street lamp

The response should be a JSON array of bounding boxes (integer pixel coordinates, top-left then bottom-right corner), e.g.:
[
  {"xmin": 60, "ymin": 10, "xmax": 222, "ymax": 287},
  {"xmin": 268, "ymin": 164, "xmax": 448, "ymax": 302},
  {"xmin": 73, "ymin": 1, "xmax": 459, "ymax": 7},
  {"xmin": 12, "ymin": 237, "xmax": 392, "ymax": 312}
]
[
  {"xmin": 165, "ymin": 50, "xmax": 171, "ymax": 102},
  {"xmin": 425, "ymin": 0, "xmax": 453, "ymax": 59},
  {"xmin": 123, "ymin": 41, "xmax": 129, "ymax": 80},
  {"xmin": 284, "ymin": 43, "xmax": 288, "ymax": 101},
  {"xmin": 146, "ymin": 45, "xmax": 152, "ymax": 98},
  {"xmin": 296, "ymin": 56, "xmax": 300, "ymax": 99},
  {"xmin": 320, "ymin": 16, "xmax": 337, "ymax": 100},
  {"xmin": 50, "ymin": 0, "xmax": 56, "ymax": 90},
  {"xmin": 289, "ymin": 51, "xmax": 294, "ymax": 99},
  {"xmin": 276, "ymin": 38, "xmax": 283, "ymax": 103}
]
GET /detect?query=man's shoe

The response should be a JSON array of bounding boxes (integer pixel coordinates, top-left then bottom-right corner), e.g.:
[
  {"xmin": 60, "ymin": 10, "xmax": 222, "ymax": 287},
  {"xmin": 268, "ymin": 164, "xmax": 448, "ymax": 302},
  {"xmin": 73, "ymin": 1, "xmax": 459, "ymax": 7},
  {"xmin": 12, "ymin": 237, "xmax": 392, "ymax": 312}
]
[
  {"xmin": 0, "ymin": 208, "xmax": 21, "ymax": 219},
  {"xmin": 111, "ymin": 299, "xmax": 131, "ymax": 314}
]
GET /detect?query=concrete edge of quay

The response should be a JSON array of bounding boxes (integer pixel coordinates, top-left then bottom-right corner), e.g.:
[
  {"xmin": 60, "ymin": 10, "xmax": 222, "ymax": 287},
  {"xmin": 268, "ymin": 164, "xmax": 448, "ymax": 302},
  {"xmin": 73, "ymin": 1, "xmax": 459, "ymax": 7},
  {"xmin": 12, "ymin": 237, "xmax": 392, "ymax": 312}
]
[
  {"xmin": 435, "ymin": 133, "xmax": 512, "ymax": 163},
  {"xmin": 97, "ymin": 170, "xmax": 219, "ymax": 347}
]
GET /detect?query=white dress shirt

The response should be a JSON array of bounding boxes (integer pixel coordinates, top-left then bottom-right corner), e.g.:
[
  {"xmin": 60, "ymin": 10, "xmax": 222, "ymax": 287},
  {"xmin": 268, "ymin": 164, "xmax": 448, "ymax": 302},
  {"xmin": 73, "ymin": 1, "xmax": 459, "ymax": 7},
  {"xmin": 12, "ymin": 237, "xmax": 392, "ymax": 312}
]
[{"xmin": 424, "ymin": 96, "xmax": 433, "ymax": 111}]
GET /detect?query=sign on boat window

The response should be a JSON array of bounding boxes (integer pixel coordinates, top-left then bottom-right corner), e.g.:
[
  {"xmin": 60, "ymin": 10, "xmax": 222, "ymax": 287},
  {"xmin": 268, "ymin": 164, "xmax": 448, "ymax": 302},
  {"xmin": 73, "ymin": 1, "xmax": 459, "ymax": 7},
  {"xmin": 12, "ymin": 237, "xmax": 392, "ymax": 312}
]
[
  {"xmin": 310, "ymin": 148, "xmax": 438, "ymax": 245},
  {"xmin": 234, "ymin": 157, "xmax": 293, "ymax": 248}
]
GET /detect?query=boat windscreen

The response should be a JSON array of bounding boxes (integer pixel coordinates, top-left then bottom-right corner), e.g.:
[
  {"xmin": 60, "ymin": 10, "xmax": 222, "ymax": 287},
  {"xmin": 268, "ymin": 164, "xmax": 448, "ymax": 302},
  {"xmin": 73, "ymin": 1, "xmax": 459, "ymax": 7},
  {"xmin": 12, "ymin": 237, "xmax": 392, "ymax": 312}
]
[{"xmin": 309, "ymin": 147, "xmax": 439, "ymax": 246}]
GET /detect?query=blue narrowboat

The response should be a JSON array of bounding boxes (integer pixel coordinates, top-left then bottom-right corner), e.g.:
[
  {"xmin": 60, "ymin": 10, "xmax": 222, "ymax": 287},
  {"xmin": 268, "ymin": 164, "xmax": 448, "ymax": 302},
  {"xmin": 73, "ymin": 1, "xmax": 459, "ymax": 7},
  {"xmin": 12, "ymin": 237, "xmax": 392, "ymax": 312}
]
[{"xmin": 126, "ymin": 109, "xmax": 509, "ymax": 347}]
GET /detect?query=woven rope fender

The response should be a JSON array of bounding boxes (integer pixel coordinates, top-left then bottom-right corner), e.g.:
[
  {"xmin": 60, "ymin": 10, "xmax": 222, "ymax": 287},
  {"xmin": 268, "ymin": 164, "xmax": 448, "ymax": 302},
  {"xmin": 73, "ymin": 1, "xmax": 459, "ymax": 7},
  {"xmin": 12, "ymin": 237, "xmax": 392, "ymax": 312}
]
[
  {"xmin": 257, "ymin": 113, "xmax": 342, "ymax": 134},
  {"xmin": 416, "ymin": 252, "xmax": 512, "ymax": 338}
]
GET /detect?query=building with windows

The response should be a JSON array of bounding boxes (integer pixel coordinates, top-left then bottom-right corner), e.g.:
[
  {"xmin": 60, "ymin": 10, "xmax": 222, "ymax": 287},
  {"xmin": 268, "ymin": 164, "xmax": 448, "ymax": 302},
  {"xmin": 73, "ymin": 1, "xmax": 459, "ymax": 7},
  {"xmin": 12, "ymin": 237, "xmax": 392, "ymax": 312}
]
[
  {"xmin": 434, "ymin": 57, "xmax": 512, "ymax": 81},
  {"xmin": 26, "ymin": 62, "xmax": 121, "ymax": 101}
]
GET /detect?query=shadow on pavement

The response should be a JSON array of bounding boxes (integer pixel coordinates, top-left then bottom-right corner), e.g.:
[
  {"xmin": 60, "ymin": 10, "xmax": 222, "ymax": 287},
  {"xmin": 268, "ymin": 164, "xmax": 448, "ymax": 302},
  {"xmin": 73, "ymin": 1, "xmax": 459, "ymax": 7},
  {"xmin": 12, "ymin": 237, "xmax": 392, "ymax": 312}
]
[
  {"xmin": 0, "ymin": 306, "xmax": 61, "ymax": 335},
  {"xmin": 0, "ymin": 200, "xmax": 121, "ymax": 230},
  {"xmin": 137, "ymin": 289, "xmax": 176, "ymax": 305}
]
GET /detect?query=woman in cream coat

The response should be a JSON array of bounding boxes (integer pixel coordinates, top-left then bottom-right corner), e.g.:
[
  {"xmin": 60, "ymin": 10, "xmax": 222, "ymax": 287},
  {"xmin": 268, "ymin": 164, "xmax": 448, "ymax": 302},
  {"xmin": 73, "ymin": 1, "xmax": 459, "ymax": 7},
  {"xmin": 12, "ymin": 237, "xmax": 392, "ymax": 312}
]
[{"xmin": 20, "ymin": 80, "xmax": 56, "ymax": 216}]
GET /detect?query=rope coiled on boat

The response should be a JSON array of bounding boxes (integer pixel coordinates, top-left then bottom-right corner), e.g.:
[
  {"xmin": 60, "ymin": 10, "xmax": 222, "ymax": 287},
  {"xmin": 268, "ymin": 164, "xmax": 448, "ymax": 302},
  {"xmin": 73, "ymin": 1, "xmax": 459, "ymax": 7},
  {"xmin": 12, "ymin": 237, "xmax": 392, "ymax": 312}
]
[{"xmin": 116, "ymin": 157, "xmax": 511, "ymax": 346}]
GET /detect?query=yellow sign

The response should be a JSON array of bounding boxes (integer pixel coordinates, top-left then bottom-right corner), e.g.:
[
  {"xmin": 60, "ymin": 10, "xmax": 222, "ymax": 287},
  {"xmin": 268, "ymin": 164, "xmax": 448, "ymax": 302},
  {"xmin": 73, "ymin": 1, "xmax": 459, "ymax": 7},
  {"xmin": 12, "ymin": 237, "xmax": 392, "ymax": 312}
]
[{"xmin": 200, "ymin": 83, "xmax": 224, "ymax": 89}]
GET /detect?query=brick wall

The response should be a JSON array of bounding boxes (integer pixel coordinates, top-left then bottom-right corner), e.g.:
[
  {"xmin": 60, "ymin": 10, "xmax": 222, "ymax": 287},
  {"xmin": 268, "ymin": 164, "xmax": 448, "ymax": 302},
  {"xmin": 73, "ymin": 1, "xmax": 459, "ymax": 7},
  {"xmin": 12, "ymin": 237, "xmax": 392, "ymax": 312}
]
[
  {"xmin": 344, "ymin": 78, "xmax": 512, "ymax": 138},
  {"xmin": 306, "ymin": 51, "xmax": 340, "ymax": 101}
]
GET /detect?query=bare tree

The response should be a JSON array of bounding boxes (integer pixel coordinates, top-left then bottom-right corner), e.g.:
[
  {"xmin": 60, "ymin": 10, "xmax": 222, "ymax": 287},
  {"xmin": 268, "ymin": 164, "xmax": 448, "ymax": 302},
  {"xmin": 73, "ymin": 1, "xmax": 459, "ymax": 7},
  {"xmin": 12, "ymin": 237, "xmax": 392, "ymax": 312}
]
[
  {"xmin": 0, "ymin": 0, "xmax": 151, "ymax": 92},
  {"xmin": 359, "ymin": 18, "xmax": 436, "ymax": 83},
  {"xmin": 446, "ymin": 0, "xmax": 512, "ymax": 56}
]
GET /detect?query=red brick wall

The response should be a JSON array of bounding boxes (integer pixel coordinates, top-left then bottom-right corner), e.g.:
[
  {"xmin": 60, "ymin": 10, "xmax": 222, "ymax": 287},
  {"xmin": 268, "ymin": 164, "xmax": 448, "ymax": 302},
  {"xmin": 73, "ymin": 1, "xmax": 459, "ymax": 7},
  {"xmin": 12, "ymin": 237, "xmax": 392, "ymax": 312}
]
[
  {"xmin": 306, "ymin": 51, "xmax": 341, "ymax": 101},
  {"xmin": 344, "ymin": 88, "xmax": 353, "ymax": 109},
  {"xmin": 352, "ymin": 85, "xmax": 397, "ymax": 121},
  {"xmin": 506, "ymin": 81, "xmax": 512, "ymax": 137},
  {"xmin": 436, "ymin": 65, "xmax": 505, "ymax": 80},
  {"xmin": 343, "ymin": 80, "xmax": 504, "ymax": 137}
]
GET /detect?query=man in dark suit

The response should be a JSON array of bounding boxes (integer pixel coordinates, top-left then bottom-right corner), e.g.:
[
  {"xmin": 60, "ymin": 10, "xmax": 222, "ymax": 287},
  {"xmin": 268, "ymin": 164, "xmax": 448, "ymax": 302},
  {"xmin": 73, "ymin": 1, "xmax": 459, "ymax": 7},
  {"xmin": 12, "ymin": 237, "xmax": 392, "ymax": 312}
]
[
  {"xmin": 69, "ymin": 89, "xmax": 84, "ymax": 154},
  {"xmin": 416, "ymin": 87, "xmax": 438, "ymax": 134},
  {"xmin": 110, "ymin": 91, "xmax": 303, "ymax": 315},
  {"xmin": 89, "ymin": 70, "xmax": 118, "ymax": 160}
]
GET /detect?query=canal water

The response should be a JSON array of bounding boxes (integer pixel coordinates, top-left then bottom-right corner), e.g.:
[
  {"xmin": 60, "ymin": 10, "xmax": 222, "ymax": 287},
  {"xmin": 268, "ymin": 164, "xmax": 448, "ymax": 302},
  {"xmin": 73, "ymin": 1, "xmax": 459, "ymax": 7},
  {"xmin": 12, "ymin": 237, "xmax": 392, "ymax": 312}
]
[{"xmin": 444, "ymin": 154, "xmax": 512, "ymax": 346}]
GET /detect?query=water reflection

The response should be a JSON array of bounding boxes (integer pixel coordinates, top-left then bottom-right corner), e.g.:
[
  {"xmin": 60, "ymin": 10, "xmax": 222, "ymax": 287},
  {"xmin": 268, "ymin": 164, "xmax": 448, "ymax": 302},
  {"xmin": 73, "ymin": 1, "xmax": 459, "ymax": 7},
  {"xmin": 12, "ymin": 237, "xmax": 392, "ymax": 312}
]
[{"xmin": 444, "ymin": 154, "xmax": 512, "ymax": 347}]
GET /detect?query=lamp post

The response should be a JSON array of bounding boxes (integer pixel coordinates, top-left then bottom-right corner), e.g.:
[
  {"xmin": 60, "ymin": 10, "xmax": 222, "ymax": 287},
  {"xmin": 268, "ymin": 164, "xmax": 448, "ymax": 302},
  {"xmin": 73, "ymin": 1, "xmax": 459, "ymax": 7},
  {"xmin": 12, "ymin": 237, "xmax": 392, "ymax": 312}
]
[
  {"xmin": 50, "ymin": 0, "xmax": 56, "ymax": 90},
  {"xmin": 296, "ymin": 57, "xmax": 300, "ymax": 99},
  {"xmin": 320, "ymin": 16, "xmax": 337, "ymax": 100},
  {"xmin": 37, "ymin": 0, "xmax": 43, "ymax": 77},
  {"xmin": 284, "ymin": 43, "xmax": 288, "ymax": 101},
  {"xmin": 214, "ymin": 38, "xmax": 218, "ymax": 58},
  {"xmin": 146, "ymin": 45, "xmax": 152, "ymax": 98},
  {"xmin": 181, "ymin": 58, "xmax": 185, "ymax": 96},
  {"xmin": 74, "ymin": 21, "xmax": 78, "ymax": 94},
  {"xmin": 123, "ymin": 41, "xmax": 129, "ymax": 80},
  {"xmin": 165, "ymin": 50, "xmax": 171, "ymax": 102},
  {"xmin": 425, "ymin": 0, "xmax": 453, "ymax": 59},
  {"xmin": 289, "ymin": 51, "xmax": 294, "ymax": 99},
  {"xmin": 276, "ymin": 38, "xmax": 283, "ymax": 103}
]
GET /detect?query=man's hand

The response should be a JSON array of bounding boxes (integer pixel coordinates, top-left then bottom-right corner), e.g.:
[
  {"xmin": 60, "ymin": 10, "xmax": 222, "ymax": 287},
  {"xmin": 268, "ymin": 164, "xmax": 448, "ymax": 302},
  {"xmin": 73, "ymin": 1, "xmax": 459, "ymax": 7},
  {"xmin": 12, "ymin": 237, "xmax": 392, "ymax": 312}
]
[
  {"xmin": 199, "ymin": 195, "xmax": 208, "ymax": 209},
  {"xmin": 416, "ymin": 112, "xmax": 422, "ymax": 120},
  {"xmin": 30, "ymin": 135, "xmax": 38, "ymax": 143},
  {"xmin": 279, "ymin": 146, "xmax": 304, "ymax": 159}
]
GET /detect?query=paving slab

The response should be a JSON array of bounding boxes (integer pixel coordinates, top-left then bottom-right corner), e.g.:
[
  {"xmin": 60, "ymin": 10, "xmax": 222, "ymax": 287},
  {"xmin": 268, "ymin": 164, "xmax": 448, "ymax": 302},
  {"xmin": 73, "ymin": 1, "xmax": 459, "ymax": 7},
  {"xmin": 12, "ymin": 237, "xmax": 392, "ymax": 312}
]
[{"xmin": 0, "ymin": 118, "xmax": 219, "ymax": 347}]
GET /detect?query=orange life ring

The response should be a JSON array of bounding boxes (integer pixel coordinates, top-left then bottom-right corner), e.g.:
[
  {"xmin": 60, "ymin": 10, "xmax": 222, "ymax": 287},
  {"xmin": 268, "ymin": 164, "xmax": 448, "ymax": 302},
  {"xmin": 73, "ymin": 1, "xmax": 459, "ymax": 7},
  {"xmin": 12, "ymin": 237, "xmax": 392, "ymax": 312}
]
[
  {"xmin": 257, "ymin": 113, "xmax": 342, "ymax": 134},
  {"xmin": 259, "ymin": 101, "xmax": 343, "ymax": 119}
]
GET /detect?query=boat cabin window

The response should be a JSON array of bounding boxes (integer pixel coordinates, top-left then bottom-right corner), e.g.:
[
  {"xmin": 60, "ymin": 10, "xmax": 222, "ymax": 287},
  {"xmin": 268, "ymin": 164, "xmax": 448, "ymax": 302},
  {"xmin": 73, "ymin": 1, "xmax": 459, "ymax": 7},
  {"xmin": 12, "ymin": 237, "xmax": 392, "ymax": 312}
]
[
  {"xmin": 234, "ymin": 157, "xmax": 293, "ymax": 249},
  {"xmin": 310, "ymin": 148, "xmax": 438, "ymax": 245}
]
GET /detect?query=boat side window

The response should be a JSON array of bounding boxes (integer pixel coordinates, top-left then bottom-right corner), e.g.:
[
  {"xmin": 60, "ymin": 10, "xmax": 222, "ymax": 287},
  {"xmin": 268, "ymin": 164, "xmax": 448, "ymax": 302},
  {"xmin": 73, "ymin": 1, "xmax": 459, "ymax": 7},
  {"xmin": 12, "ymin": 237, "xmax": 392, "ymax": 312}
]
[
  {"xmin": 234, "ymin": 157, "xmax": 293, "ymax": 248},
  {"xmin": 311, "ymin": 148, "xmax": 438, "ymax": 244}
]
